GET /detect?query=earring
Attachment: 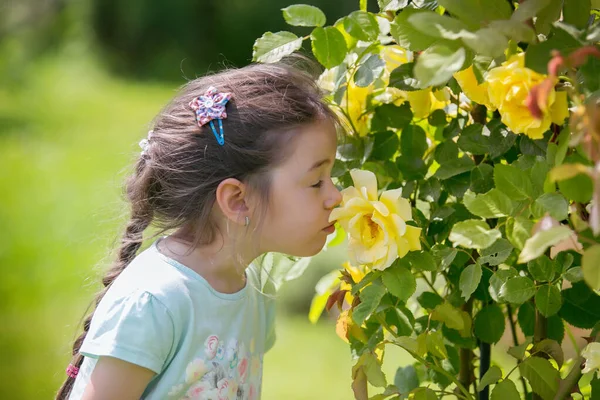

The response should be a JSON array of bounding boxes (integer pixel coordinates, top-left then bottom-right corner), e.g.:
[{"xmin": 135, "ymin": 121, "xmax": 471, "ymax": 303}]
[{"xmin": 244, "ymin": 216, "xmax": 250, "ymax": 227}]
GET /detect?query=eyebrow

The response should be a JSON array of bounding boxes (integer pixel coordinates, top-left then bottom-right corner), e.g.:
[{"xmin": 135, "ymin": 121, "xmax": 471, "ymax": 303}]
[{"xmin": 308, "ymin": 158, "xmax": 331, "ymax": 172}]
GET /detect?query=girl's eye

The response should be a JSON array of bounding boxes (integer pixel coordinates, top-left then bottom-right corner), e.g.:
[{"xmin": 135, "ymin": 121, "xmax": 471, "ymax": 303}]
[{"xmin": 312, "ymin": 180, "xmax": 323, "ymax": 188}]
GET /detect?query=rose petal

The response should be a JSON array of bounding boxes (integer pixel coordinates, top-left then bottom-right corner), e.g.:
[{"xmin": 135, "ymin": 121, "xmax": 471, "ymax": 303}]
[{"xmin": 350, "ymin": 169, "xmax": 378, "ymax": 201}]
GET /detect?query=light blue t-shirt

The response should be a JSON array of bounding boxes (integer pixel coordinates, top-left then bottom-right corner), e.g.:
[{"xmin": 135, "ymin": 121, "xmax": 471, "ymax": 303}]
[{"xmin": 69, "ymin": 239, "xmax": 276, "ymax": 400}]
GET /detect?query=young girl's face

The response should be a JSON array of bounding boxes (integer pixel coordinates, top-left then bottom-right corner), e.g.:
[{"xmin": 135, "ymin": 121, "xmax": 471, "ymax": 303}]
[{"xmin": 258, "ymin": 119, "xmax": 342, "ymax": 257}]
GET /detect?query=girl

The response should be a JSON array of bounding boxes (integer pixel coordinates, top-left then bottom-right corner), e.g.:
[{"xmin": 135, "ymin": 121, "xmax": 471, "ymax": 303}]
[{"xmin": 57, "ymin": 61, "xmax": 342, "ymax": 400}]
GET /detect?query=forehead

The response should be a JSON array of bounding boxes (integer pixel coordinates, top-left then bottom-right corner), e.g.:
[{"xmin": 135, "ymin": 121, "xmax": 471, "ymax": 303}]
[{"xmin": 284, "ymin": 119, "xmax": 337, "ymax": 167}]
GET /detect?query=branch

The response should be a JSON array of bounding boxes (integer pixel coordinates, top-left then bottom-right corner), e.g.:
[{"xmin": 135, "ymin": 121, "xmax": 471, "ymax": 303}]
[{"xmin": 506, "ymin": 304, "xmax": 529, "ymax": 396}]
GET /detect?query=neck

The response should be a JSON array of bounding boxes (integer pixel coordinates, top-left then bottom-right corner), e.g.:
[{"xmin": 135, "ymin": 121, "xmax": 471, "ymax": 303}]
[{"xmin": 158, "ymin": 229, "xmax": 260, "ymax": 294}]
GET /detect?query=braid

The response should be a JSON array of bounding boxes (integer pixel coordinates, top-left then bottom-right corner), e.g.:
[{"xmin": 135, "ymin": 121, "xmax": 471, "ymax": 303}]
[{"xmin": 56, "ymin": 161, "xmax": 154, "ymax": 399}]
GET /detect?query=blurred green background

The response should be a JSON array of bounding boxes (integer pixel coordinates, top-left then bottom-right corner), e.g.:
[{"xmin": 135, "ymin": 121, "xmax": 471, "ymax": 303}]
[{"xmin": 0, "ymin": 0, "xmax": 372, "ymax": 398}]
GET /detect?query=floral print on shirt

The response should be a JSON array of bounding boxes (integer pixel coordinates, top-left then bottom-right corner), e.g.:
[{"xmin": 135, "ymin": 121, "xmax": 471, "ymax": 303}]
[{"xmin": 168, "ymin": 335, "xmax": 262, "ymax": 400}]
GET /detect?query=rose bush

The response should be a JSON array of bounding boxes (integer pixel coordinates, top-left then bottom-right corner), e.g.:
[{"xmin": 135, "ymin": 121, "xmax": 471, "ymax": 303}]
[{"xmin": 253, "ymin": 1, "xmax": 600, "ymax": 399}]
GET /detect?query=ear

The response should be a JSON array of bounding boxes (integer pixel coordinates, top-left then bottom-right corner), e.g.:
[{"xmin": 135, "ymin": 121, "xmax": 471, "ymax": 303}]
[{"xmin": 215, "ymin": 178, "xmax": 251, "ymax": 225}]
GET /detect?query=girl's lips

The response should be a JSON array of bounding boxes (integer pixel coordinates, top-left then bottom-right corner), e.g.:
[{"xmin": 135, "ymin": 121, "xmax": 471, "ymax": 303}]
[{"xmin": 323, "ymin": 223, "xmax": 336, "ymax": 234}]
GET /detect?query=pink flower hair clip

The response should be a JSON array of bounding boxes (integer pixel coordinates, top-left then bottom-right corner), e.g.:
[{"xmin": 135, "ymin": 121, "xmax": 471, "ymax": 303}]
[{"xmin": 189, "ymin": 86, "xmax": 232, "ymax": 146}]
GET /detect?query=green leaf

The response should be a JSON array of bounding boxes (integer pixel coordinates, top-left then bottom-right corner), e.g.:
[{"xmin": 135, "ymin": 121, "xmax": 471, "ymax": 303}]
[
  {"xmin": 506, "ymin": 217, "xmax": 534, "ymax": 250},
  {"xmin": 536, "ymin": 285, "xmax": 562, "ymax": 317},
  {"xmin": 418, "ymin": 291, "xmax": 444, "ymax": 310},
  {"xmin": 489, "ymin": 126, "xmax": 518, "ymax": 160},
  {"xmin": 438, "ymin": 0, "xmax": 512, "ymax": 28},
  {"xmin": 370, "ymin": 131, "xmax": 399, "ymax": 161},
  {"xmin": 391, "ymin": 9, "xmax": 438, "ymax": 51},
  {"xmin": 477, "ymin": 365, "xmax": 502, "ymax": 392},
  {"xmin": 428, "ymin": 109, "xmax": 447, "ymax": 126},
  {"xmin": 282, "ymin": 5, "xmax": 326, "ymax": 27},
  {"xmin": 533, "ymin": 193, "xmax": 569, "ymax": 221},
  {"xmin": 311, "ymin": 27, "xmax": 347, "ymax": 69},
  {"xmin": 379, "ymin": 0, "xmax": 410, "ymax": 11},
  {"xmin": 253, "ymin": 31, "xmax": 303, "ymax": 63},
  {"xmin": 343, "ymin": 11, "xmax": 379, "ymax": 41},
  {"xmin": 531, "ymin": 339, "xmax": 564, "ymax": 368},
  {"xmin": 489, "ymin": 268, "xmax": 518, "ymax": 302},
  {"xmin": 394, "ymin": 365, "xmax": 419, "ymax": 395},
  {"xmin": 435, "ymin": 141, "xmax": 460, "ymax": 165},
  {"xmin": 401, "ymin": 125, "xmax": 428, "ymax": 158},
  {"xmin": 432, "ymin": 302, "xmax": 465, "ymax": 331},
  {"xmin": 518, "ymin": 226, "xmax": 574, "ymax": 264},
  {"xmin": 557, "ymin": 173, "xmax": 594, "ymax": 203},
  {"xmin": 435, "ymin": 156, "xmax": 475, "ymax": 179},
  {"xmin": 372, "ymin": 103, "xmax": 413, "ymax": 131},
  {"xmin": 525, "ymin": 25, "xmax": 583, "ymax": 73},
  {"xmin": 535, "ymin": 0, "xmax": 564, "ymax": 35},
  {"xmin": 494, "ymin": 164, "xmax": 534, "ymax": 200},
  {"xmin": 462, "ymin": 27, "xmax": 509, "ymax": 58},
  {"xmin": 470, "ymin": 164, "xmax": 494, "ymax": 194},
  {"xmin": 426, "ymin": 330, "xmax": 448, "ymax": 359},
  {"xmin": 354, "ymin": 54, "xmax": 386, "ymax": 87},
  {"xmin": 389, "ymin": 63, "xmax": 421, "ymax": 91},
  {"xmin": 362, "ymin": 351, "xmax": 388, "ymax": 387},
  {"xmin": 460, "ymin": 262, "xmax": 483, "ymax": 301},
  {"xmin": 528, "ymin": 255, "xmax": 555, "ymax": 282},
  {"xmin": 463, "ymin": 189, "xmax": 513, "ymax": 218},
  {"xmin": 353, "ymin": 284, "xmax": 386, "ymax": 325},
  {"xmin": 450, "ymin": 220, "xmax": 501, "ymax": 249},
  {"xmin": 480, "ymin": 239, "xmax": 514, "ymax": 266},
  {"xmin": 583, "ymin": 245, "xmax": 600, "ymax": 291},
  {"xmin": 563, "ymin": 0, "xmax": 592, "ymax": 29},
  {"xmin": 491, "ymin": 379, "xmax": 520, "ymax": 400},
  {"xmin": 382, "ymin": 265, "xmax": 416, "ymax": 302},
  {"xmin": 474, "ymin": 304, "xmax": 505, "ymax": 344},
  {"xmin": 432, "ymin": 245, "xmax": 458, "ymax": 270},
  {"xmin": 458, "ymin": 124, "xmax": 490, "ymax": 155},
  {"xmin": 408, "ymin": 11, "xmax": 471, "ymax": 40},
  {"xmin": 518, "ymin": 356, "xmax": 559, "ymax": 400},
  {"xmin": 404, "ymin": 251, "xmax": 437, "ymax": 272},
  {"xmin": 500, "ymin": 276, "xmax": 536, "ymax": 304},
  {"xmin": 518, "ymin": 302, "xmax": 536, "ymax": 336},
  {"xmin": 488, "ymin": 20, "xmax": 537, "ymax": 43},
  {"xmin": 414, "ymin": 44, "xmax": 466, "ymax": 87},
  {"xmin": 512, "ymin": 0, "xmax": 551, "ymax": 22},
  {"xmin": 560, "ymin": 283, "xmax": 600, "ymax": 328},
  {"xmin": 564, "ymin": 266, "xmax": 583, "ymax": 283},
  {"xmin": 410, "ymin": 387, "xmax": 437, "ymax": 400}
]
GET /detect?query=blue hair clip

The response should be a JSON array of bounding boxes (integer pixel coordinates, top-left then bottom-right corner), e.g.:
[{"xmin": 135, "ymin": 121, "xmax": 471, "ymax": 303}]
[{"xmin": 189, "ymin": 87, "xmax": 232, "ymax": 146}]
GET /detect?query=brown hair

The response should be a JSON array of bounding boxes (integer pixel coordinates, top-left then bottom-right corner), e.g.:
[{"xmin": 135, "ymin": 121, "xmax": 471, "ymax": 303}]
[{"xmin": 56, "ymin": 60, "xmax": 337, "ymax": 398}]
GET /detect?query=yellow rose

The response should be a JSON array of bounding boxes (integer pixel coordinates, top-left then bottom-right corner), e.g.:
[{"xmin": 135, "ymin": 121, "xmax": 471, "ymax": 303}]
[
  {"xmin": 329, "ymin": 169, "xmax": 421, "ymax": 270},
  {"xmin": 486, "ymin": 53, "xmax": 568, "ymax": 139},
  {"xmin": 453, "ymin": 66, "xmax": 496, "ymax": 111},
  {"xmin": 582, "ymin": 342, "xmax": 600, "ymax": 374}
]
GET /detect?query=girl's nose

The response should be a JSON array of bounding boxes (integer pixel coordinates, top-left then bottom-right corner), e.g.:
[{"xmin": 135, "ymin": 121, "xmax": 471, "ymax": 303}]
[{"xmin": 325, "ymin": 183, "xmax": 342, "ymax": 210}]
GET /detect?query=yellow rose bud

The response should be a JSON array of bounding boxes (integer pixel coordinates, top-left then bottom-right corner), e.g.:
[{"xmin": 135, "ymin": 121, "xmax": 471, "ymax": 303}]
[
  {"xmin": 330, "ymin": 169, "xmax": 421, "ymax": 270},
  {"xmin": 486, "ymin": 53, "xmax": 568, "ymax": 139}
]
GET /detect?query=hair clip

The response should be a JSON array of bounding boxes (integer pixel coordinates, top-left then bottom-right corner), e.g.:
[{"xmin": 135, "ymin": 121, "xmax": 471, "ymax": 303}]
[
  {"xmin": 139, "ymin": 130, "xmax": 154, "ymax": 156},
  {"xmin": 189, "ymin": 87, "xmax": 232, "ymax": 146}
]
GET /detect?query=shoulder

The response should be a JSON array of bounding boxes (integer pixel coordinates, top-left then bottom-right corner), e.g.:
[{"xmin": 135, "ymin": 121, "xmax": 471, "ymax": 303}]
[{"xmin": 101, "ymin": 244, "xmax": 197, "ymax": 321}]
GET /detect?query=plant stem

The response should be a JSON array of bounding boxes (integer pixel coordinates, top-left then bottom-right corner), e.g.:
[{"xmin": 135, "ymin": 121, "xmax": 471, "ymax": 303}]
[
  {"xmin": 479, "ymin": 340, "xmax": 491, "ymax": 400},
  {"xmin": 532, "ymin": 309, "xmax": 548, "ymax": 400},
  {"xmin": 459, "ymin": 298, "xmax": 475, "ymax": 395},
  {"xmin": 506, "ymin": 304, "xmax": 529, "ymax": 396}
]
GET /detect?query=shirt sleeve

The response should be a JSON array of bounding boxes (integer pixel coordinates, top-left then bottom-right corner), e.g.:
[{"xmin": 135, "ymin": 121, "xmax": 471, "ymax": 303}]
[
  {"xmin": 79, "ymin": 290, "xmax": 175, "ymax": 374},
  {"xmin": 264, "ymin": 296, "xmax": 277, "ymax": 353}
]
